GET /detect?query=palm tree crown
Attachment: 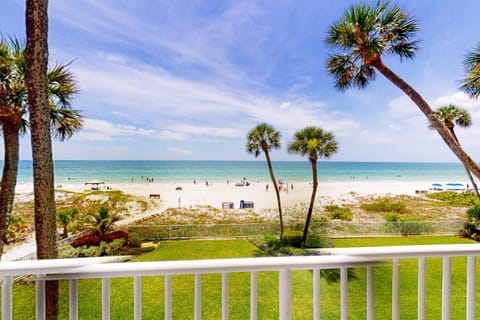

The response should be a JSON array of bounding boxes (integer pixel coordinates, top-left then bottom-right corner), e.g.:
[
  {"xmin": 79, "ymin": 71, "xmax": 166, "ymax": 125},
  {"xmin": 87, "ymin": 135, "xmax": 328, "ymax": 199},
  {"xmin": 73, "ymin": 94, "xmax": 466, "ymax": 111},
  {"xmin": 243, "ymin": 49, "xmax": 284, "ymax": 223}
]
[
  {"xmin": 246, "ymin": 123, "xmax": 281, "ymax": 157},
  {"xmin": 461, "ymin": 43, "xmax": 480, "ymax": 99},
  {"xmin": 287, "ymin": 126, "xmax": 338, "ymax": 162},
  {"xmin": 431, "ymin": 104, "xmax": 471, "ymax": 131},
  {"xmin": 326, "ymin": 0, "xmax": 419, "ymax": 91}
]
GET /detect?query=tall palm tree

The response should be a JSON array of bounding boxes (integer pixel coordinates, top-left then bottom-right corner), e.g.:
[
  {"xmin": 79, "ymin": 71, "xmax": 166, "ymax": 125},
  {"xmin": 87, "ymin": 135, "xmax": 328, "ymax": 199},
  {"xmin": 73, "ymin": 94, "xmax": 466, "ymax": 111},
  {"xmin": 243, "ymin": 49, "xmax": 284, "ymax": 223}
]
[
  {"xmin": 461, "ymin": 43, "xmax": 480, "ymax": 99},
  {"xmin": 26, "ymin": 0, "xmax": 59, "ymax": 318},
  {"xmin": 326, "ymin": 1, "xmax": 480, "ymax": 182},
  {"xmin": 287, "ymin": 126, "xmax": 338, "ymax": 247},
  {"xmin": 246, "ymin": 123, "xmax": 284, "ymax": 239},
  {"xmin": 430, "ymin": 104, "xmax": 479, "ymax": 198},
  {"xmin": 0, "ymin": 38, "xmax": 82, "ymax": 256}
]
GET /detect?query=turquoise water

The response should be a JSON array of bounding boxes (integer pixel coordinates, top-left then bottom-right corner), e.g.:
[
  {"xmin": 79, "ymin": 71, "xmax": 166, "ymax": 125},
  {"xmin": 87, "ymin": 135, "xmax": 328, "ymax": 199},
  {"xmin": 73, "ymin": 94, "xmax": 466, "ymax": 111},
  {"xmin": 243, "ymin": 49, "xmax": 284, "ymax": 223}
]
[{"xmin": 11, "ymin": 160, "xmax": 469, "ymax": 185}]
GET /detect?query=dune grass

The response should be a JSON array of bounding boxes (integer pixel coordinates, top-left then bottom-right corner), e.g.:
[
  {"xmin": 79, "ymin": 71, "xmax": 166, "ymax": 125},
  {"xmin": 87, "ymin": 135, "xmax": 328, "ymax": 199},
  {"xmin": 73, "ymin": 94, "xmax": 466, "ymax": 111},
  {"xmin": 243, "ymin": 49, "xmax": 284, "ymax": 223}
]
[{"xmin": 4, "ymin": 236, "xmax": 479, "ymax": 319}]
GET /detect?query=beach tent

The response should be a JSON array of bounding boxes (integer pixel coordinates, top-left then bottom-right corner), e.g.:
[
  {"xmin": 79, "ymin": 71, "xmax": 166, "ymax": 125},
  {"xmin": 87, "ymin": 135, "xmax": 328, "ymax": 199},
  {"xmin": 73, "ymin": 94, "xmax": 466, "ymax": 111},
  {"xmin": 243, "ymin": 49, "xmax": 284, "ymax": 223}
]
[{"xmin": 85, "ymin": 180, "xmax": 105, "ymax": 186}]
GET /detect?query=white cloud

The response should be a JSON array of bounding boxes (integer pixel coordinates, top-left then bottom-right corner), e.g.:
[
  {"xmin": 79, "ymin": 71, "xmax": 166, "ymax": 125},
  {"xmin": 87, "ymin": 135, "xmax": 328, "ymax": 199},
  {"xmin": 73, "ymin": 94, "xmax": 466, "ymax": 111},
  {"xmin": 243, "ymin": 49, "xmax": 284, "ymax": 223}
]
[
  {"xmin": 388, "ymin": 95, "xmax": 418, "ymax": 116},
  {"xmin": 280, "ymin": 101, "xmax": 291, "ymax": 109},
  {"xmin": 167, "ymin": 147, "xmax": 192, "ymax": 155},
  {"xmin": 73, "ymin": 118, "xmax": 154, "ymax": 141}
]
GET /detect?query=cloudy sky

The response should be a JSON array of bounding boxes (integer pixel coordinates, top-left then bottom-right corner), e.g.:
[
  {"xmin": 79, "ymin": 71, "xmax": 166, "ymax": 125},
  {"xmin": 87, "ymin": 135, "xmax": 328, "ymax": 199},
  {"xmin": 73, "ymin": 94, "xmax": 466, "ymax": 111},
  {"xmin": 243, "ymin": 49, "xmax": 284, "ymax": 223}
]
[{"xmin": 2, "ymin": 0, "xmax": 480, "ymax": 162}]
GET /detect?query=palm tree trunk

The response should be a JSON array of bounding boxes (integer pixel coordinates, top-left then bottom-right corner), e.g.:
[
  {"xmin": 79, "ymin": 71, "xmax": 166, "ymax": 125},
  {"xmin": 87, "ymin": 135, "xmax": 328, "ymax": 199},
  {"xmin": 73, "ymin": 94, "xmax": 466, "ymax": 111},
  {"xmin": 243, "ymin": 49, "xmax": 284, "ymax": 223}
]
[
  {"xmin": 0, "ymin": 122, "xmax": 20, "ymax": 257},
  {"xmin": 26, "ymin": 1, "xmax": 59, "ymax": 319},
  {"xmin": 373, "ymin": 59, "xmax": 480, "ymax": 181},
  {"xmin": 264, "ymin": 149, "xmax": 284, "ymax": 239},
  {"xmin": 303, "ymin": 159, "xmax": 318, "ymax": 247}
]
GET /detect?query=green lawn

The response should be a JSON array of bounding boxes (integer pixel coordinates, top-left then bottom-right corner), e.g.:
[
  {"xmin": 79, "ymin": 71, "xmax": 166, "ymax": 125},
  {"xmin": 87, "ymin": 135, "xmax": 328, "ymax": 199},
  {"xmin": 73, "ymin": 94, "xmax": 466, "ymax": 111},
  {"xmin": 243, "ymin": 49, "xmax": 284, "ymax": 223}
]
[{"xmin": 4, "ymin": 237, "xmax": 479, "ymax": 319}]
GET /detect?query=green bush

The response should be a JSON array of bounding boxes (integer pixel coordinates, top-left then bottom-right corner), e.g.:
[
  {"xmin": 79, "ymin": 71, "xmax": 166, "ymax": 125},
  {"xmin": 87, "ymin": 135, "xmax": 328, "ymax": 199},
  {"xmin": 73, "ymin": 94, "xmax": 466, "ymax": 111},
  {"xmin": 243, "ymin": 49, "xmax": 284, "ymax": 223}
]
[
  {"xmin": 282, "ymin": 231, "xmax": 303, "ymax": 248},
  {"xmin": 128, "ymin": 232, "xmax": 142, "ymax": 248},
  {"xmin": 361, "ymin": 198, "xmax": 408, "ymax": 213},
  {"xmin": 426, "ymin": 191, "xmax": 479, "ymax": 206},
  {"xmin": 325, "ymin": 205, "xmax": 353, "ymax": 221},
  {"xmin": 467, "ymin": 204, "xmax": 480, "ymax": 220},
  {"xmin": 305, "ymin": 233, "xmax": 333, "ymax": 248},
  {"xmin": 384, "ymin": 212, "xmax": 401, "ymax": 222}
]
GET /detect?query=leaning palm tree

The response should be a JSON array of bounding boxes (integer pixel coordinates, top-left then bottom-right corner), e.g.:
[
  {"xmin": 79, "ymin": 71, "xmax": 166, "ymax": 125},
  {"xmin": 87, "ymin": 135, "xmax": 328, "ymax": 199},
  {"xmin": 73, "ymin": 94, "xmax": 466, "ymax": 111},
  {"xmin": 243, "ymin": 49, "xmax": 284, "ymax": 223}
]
[
  {"xmin": 0, "ymin": 38, "xmax": 82, "ymax": 256},
  {"xmin": 326, "ymin": 1, "xmax": 480, "ymax": 182},
  {"xmin": 246, "ymin": 123, "xmax": 284, "ymax": 239},
  {"xmin": 287, "ymin": 126, "xmax": 338, "ymax": 247},
  {"xmin": 429, "ymin": 104, "xmax": 479, "ymax": 198},
  {"xmin": 461, "ymin": 43, "xmax": 480, "ymax": 99}
]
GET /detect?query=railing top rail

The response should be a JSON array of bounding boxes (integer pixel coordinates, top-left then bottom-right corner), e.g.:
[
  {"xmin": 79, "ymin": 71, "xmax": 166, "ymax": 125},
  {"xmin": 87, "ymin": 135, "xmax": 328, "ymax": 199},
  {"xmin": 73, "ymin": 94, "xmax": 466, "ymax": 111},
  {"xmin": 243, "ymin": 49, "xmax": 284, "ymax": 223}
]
[{"xmin": 316, "ymin": 243, "xmax": 480, "ymax": 258}]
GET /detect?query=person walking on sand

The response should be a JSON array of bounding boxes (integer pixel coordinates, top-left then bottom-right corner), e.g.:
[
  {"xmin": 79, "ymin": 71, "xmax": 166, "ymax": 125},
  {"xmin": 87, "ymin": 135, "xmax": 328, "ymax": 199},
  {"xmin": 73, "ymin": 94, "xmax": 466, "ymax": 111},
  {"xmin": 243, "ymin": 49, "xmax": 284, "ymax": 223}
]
[{"xmin": 266, "ymin": 183, "xmax": 269, "ymax": 192}]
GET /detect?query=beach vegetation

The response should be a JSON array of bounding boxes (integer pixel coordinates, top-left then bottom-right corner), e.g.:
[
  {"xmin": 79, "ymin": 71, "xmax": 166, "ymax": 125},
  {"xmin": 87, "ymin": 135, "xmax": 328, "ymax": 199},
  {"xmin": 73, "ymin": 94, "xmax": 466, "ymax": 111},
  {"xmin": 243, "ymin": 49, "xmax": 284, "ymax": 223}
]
[
  {"xmin": 326, "ymin": 1, "xmax": 480, "ymax": 191},
  {"xmin": 361, "ymin": 197, "xmax": 409, "ymax": 214},
  {"xmin": 56, "ymin": 207, "xmax": 78, "ymax": 239},
  {"xmin": 246, "ymin": 123, "xmax": 284, "ymax": 239},
  {"xmin": 84, "ymin": 206, "xmax": 121, "ymax": 237},
  {"xmin": 0, "ymin": 38, "xmax": 82, "ymax": 259},
  {"xmin": 287, "ymin": 126, "xmax": 338, "ymax": 247},
  {"xmin": 324, "ymin": 205, "xmax": 353, "ymax": 221},
  {"xmin": 426, "ymin": 191, "xmax": 479, "ymax": 207}
]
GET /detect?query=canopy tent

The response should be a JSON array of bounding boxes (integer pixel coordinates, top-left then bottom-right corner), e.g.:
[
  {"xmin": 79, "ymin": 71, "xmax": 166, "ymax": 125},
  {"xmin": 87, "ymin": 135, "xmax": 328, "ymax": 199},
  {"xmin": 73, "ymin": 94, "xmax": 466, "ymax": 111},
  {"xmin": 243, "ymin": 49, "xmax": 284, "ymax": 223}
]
[{"xmin": 85, "ymin": 180, "xmax": 105, "ymax": 186}]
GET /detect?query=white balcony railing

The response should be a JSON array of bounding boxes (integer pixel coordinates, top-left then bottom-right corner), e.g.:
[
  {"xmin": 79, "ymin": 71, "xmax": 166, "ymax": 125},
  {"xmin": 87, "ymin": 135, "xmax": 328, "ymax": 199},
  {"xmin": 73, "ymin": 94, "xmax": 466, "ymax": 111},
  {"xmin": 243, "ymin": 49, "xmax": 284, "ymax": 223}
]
[{"xmin": 1, "ymin": 244, "xmax": 479, "ymax": 320}]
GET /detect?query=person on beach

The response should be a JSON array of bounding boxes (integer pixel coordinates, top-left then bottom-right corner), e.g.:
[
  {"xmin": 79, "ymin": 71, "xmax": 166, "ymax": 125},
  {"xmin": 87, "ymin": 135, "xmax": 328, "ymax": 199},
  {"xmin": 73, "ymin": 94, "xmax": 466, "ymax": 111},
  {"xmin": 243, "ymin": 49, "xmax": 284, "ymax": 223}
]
[{"xmin": 266, "ymin": 184, "xmax": 269, "ymax": 192}]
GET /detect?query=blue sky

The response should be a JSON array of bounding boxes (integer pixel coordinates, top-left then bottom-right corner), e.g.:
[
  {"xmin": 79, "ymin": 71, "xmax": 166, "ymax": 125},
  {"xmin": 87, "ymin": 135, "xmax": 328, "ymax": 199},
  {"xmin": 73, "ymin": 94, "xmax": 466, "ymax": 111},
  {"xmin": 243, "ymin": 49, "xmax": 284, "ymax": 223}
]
[{"xmin": 1, "ymin": 0, "xmax": 480, "ymax": 162}]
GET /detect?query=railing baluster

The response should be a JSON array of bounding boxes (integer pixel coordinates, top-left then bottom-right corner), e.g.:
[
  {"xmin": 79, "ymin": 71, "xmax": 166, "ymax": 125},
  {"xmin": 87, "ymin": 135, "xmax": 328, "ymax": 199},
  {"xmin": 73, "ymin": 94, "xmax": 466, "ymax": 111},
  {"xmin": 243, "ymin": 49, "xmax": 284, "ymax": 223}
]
[
  {"xmin": 340, "ymin": 267, "xmax": 348, "ymax": 320},
  {"xmin": 165, "ymin": 275, "xmax": 172, "ymax": 320},
  {"xmin": 279, "ymin": 268, "xmax": 292, "ymax": 320},
  {"xmin": 418, "ymin": 257, "xmax": 426, "ymax": 320},
  {"xmin": 313, "ymin": 268, "xmax": 320, "ymax": 320},
  {"xmin": 194, "ymin": 274, "xmax": 202, "ymax": 320},
  {"xmin": 392, "ymin": 258, "xmax": 400, "ymax": 320},
  {"xmin": 442, "ymin": 256, "xmax": 451, "ymax": 320},
  {"xmin": 250, "ymin": 271, "xmax": 257, "ymax": 320},
  {"xmin": 467, "ymin": 256, "xmax": 476, "ymax": 320},
  {"xmin": 36, "ymin": 277, "xmax": 45, "ymax": 320},
  {"xmin": 134, "ymin": 276, "xmax": 142, "ymax": 320},
  {"xmin": 102, "ymin": 277, "xmax": 110, "ymax": 320},
  {"xmin": 222, "ymin": 273, "xmax": 228, "ymax": 320},
  {"xmin": 69, "ymin": 279, "xmax": 78, "ymax": 320},
  {"xmin": 366, "ymin": 266, "xmax": 374, "ymax": 320},
  {"xmin": 2, "ymin": 276, "xmax": 12, "ymax": 320}
]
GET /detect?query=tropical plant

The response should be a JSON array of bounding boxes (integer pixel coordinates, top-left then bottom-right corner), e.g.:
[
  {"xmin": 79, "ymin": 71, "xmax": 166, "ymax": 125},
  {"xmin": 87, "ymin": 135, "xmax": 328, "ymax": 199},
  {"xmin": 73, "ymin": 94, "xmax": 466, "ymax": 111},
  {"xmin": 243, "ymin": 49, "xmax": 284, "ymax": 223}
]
[
  {"xmin": 287, "ymin": 126, "xmax": 338, "ymax": 246},
  {"xmin": 26, "ymin": 0, "xmax": 58, "ymax": 318},
  {"xmin": 85, "ymin": 206, "xmax": 121, "ymax": 238},
  {"xmin": 56, "ymin": 208, "xmax": 78, "ymax": 239},
  {"xmin": 326, "ymin": 1, "xmax": 480, "ymax": 183},
  {"xmin": 429, "ymin": 104, "xmax": 479, "ymax": 198},
  {"xmin": 461, "ymin": 43, "xmax": 480, "ymax": 99},
  {"xmin": 246, "ymin": 123, "xmax": 284, "ymax": 239},
  {"xmin": 0, "ymin": 38, "xmax": 82, "ymax": 256}
]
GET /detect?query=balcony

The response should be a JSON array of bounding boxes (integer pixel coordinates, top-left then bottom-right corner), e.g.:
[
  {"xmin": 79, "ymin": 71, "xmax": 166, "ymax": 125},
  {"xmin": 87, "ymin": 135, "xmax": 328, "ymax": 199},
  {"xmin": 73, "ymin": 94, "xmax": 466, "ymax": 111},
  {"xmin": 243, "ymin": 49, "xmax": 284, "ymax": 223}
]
[{"xmin": 1, "ymin": 244, "xmax": 479, "ymax": 319}]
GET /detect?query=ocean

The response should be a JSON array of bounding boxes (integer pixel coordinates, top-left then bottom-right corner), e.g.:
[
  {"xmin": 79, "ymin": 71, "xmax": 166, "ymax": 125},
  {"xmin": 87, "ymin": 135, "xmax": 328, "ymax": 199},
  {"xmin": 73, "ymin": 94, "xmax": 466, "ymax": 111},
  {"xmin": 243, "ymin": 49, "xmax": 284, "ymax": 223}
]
[{"xmin": 11, "ymin": 160, "xmax": 470, "ymax": 186}]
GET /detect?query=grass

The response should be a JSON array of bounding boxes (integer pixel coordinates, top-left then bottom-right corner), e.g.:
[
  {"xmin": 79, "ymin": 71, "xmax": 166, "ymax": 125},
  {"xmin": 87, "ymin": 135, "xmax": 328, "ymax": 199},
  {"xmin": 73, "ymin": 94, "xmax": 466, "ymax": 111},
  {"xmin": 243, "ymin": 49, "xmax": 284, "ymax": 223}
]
[{"xmin": 3, "ymin": 236, "xmax": 479, "ymax": 319}]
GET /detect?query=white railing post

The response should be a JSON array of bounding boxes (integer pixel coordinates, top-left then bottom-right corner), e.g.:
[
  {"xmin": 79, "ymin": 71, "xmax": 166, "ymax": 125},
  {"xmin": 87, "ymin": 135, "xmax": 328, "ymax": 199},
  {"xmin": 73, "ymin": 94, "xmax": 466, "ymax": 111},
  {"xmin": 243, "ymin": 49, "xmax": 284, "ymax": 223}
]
[
  {"xmin": 467, "ymin": 256, "xmax": 476, "ymax": 320},
  {"xmin": 35, "ymin": 278, "xmax": 45, "ymax": 320},
  {"xmin": 313, "ymin": 268, "xmax": 320, "ymax": 320},
  {"xmin": 165, "ymin": 275, "xmax": 172, "ymax": 320},
  {"xmin": 279, "ymin": 268, "xmax": 292, "ymax": 320},
  {"xmin": 340, "ymin": 267, "xmax": 348, "ymax": 320},
  {"xmin": 250, "ymin": 271, "xmax": 258, "ymax": 320},
  {"xmin": 442, "ymin": 256, "xmax": 451, "ymax": 320},
  {"xmin": 366, "ymin": 266, "xmax": 374, "ymax": 320},
  {"xmin": 102, "ymin": 278, "xmax": 110, "ymax": 320},
  {"xmin": 194, "ymin": 274, "xmax": 202, "ymax": 320},
  {"xmin": 134, "ymin": 276, "xmax": 142, "ymax": 320},
  {"xmin": 69, "ymin": 279, "xmax": 78, "ymax": 320},
  {"xmin": 392, "ymin": 258, "xmax": 400, "ymax": 320},
  {"xmin": 2, "ymin": 276, "xmax": 12, "ymax": 320},
  {"xmin": 418, "ymin": 257, "xmax": 426, "ymax": 320},
  {"xmin": 222, "ymin": 273, "xmax": 229, "ymax": 320}
]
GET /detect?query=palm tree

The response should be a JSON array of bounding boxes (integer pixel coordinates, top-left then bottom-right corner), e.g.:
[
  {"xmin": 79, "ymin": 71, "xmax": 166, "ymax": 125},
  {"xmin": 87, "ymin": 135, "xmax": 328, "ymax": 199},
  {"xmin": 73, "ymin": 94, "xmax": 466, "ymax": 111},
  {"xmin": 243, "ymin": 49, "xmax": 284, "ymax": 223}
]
[
  {"xmin": 85, "ymin": 206, "xmax": 120, "ymax": 238},
  {"xmin": 287, "ymin": 126, "xmax": 338, "ymax": 247},
  {"xmin": 326, "ymin": 1, "xmax": 480, "ymax": 182},
  {"xmin": 56, "ymin": 208, "xmax": 78, "ymax": 239},
  {"xmin": 461, "ymin": 43, "xmax": 480, "ymax": 99},
  {"xmin": 0, "ymin": 38, "xmax": 82, "ymax": 256},
  {"xmin": 26, "ymin": 0, "xmax": 58, "ymax": 318},
  {"xmin": 246, "ymin": 123, "xmax": 284, "ymax": 239},
  {"xmin": 430, "ymin": 104, "xmax": 479, "ymax": 198}
]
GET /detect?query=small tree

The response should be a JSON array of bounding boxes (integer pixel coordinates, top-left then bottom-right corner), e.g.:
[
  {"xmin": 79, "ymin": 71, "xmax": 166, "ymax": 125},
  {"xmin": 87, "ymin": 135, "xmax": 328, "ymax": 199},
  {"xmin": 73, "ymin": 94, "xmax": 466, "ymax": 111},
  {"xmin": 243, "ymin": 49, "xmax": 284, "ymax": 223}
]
[
  {"xmin": 85, "ymin": 206, "xmax": 120, "ymax": 238},
  {"xmin": 56, "ymin": 208, "xmax": 78, "ymax": 239}
]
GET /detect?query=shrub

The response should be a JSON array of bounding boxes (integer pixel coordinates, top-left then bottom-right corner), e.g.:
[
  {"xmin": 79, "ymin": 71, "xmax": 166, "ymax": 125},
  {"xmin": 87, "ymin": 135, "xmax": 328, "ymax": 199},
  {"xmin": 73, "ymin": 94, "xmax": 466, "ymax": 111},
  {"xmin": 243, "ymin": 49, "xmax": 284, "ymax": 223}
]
[
  {"xmin": 282, "ymin": 231, "xmax": 303, "ymax": 248},
  {"xmin": 105, "ymin": 239, "xmax": 126, "ymax": 256},
  {"xmin": 384, "ymin": 212, "xmax": 401, "ymax": 222},
  {"xmin": 325, "ymin": 205, "xmax": 353, "ymax": 221},
  {"xmin": 305, "ymin": 233, "xmax": 333, "ymax": 248},
  {"xmin": 427, "ymin": 191, "xmax": 479, "ymax": 206},
  {"xmin": 72, "ymin": 234, "xmax": 101, "ymax": 248},
  {"xmin": 467, "ymin": 204, "xmax": 480, "ymax": 220},
  {"xmin": 103, "ymin": 230, "xmax": 129, "ymax": 242},
  {"xmin": 361, "ymin": 198, "xmax": 408, "ymax": 214},
  {"xmin": 128, "ymin": 232, "xmax": 142, "ymax": 248}
]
